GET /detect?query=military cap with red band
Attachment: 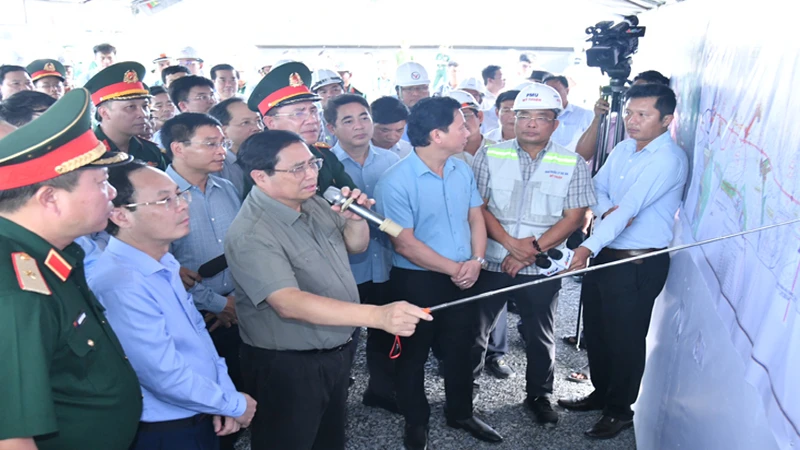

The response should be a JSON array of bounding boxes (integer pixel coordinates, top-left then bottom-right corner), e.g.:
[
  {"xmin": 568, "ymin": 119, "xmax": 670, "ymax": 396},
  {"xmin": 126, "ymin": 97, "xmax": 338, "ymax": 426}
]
[
  {"xmin": 84, "ymin": 61, "xmax": 150, "ymax": 106},
  {"xmin": 26, "ymin": 59, "xmax": 67, "ymax": 83},
  {"xmin": 247, "ymin": 61, "xmax": 321, "ymax": 115},
  {"xmin": 0, "ymin": 88, "xmax": 132, "ymax": 190}
]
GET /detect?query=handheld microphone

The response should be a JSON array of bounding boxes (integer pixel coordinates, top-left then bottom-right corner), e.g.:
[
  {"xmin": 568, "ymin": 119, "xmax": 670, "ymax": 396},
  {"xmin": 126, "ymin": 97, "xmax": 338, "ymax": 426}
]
[
  {"xmin": 322, "ymin": 186, "xmax": 403, "ymax": 237},
  {"xmin": 198, "ymin": 254, "xmax": 228, "ymax": 278}
]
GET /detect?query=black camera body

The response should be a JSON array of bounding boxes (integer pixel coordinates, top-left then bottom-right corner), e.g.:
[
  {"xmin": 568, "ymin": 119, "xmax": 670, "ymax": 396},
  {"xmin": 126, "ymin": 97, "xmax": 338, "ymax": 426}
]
[{"xmin": 585, "ymin": 15, "xmax": 646, "ymax": 80}]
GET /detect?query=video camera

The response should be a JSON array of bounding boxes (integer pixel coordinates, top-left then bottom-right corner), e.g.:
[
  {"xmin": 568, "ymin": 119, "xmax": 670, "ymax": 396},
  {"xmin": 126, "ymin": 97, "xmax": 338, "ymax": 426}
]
[{"xmin": 585, "ymin": 15, "xmax": 646, "ymax": 80}]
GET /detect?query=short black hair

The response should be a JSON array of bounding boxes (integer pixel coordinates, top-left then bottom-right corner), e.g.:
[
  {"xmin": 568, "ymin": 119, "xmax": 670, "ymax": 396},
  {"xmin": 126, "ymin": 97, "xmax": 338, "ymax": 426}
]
[
  {"xmin": 447, "ymin": 61, "xmax": 459, "ymax": 68},
  {"xmin": 495, "ymin": 90, "xmax": 520, "ymax": 110},
  {"xmin": 528, "ymin": 70, "xmax": 553, "ymax": 82},
  {"xmin": 370, "ymin": 96, "xmax": 408, "ymax": 125},
  {"xmin": 149, "ymin": 85, "xmax": 168, "ymax": 97},
  {"xmin": 237, "ymin": 129, "xmax": 305, "ymax": 178},
  {"xmin": 160, "ymin": 113, "xmax": 222, "ymax": 158},
  {"xmin": 169, "ymin": 75, "xmax": 215, "ymax": 109},
  {"xmin": 161, "ymin": 65, "xmax": 190, "ymax": 85},
  {"xmin": 625, "ymin": 83, "xmax": 677, "ymax": 119},
  {"xmin": 0, "ymin": 90, "xmax": 56, "ymax": 127},
  {"xmin": 481, "ymin": 65, "xmax": 501, "ymax": 85},
  {"xmin": 519, "ymin": 54, "xmax": 531, "ymax": 64},
  {"xmin": 210, "ymin": 64, "xmax": 236, "ymax": 81},
  {"xmin": 0, "ymin": 170, "xmax": 82, "ymax": 213},
  {"xmin": 323, "ymin": 94, "xmax": 370, "ymax": 125},
  {"xmin": 106, "ymin": 160, "xmax": 149, "ymax": 236},
  {"xmin": 633, "ymin": 70, "xmax": 670, "ymax": 86},
  {"xmin": 208, "ymin": 97, "xmax": 246, "ymax": 126},
  {"xmin": 93, "ymin": 43, "xmax": 116, "ymax": 55},
  {"xmin": 543, "ymin": 75, "xmax": 569, "ymax": 89},
  {"xmin": 407, "ymin": 96, "xmax": 461, "ymax": 148},
  {"xmin": 0, "ymin": 65, "xmax": 28, "ymax": 85}
]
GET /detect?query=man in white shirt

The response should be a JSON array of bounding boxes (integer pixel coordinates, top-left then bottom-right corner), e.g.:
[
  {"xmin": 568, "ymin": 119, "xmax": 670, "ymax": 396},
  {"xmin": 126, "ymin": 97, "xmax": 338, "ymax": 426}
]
[
  {"xmin": 370, "ymin": 96, "xmax": 412, "ymax": 158},
  {"xmin": 544, "ymin": 75, "xmax": 594, "ymax": 152}
]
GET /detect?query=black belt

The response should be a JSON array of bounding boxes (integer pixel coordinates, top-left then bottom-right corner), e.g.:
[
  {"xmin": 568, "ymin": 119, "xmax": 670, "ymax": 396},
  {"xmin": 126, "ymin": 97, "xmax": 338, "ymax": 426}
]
[
  {"xmin": 138, "ymin": 414, "xmax": 209, "ymax": 433},
  {"xmin": 601, "ymin": 247, "xmax": 664, "ymax": 264},
  {"xmin": 245, "ymin": 339, "xmax": 352, "ymax": 355},
  {"xmin": 287, "ymin": 338, "xmax": 353, "ymax": 354}
]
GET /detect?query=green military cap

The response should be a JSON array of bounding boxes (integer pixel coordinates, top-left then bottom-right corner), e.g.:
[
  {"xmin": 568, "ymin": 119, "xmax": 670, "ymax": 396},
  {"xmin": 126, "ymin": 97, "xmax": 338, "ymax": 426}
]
[
  {"xmin": 0, "ymin": 88, "xmax": 132, "ymax": 190},
  {"xmin": 26, "ymin": 59, "xmax": 66, "ymax": 83},
  {"xmin": 248, "ymin": 61, "xmax": 321, "ymax": 116},
  {"xmin": 84, "ymin": 61, "xmax": 149, "ymax": 106}
]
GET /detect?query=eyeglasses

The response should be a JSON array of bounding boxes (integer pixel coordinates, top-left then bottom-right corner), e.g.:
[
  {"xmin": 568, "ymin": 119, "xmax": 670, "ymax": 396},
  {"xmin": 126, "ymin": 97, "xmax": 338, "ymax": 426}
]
[
  {"xmin": 182, "ymin": 139, "xmax": 233, "ymax": 150},
  {"xmin": 272, "ymin": 110, "xmax": 318, "ymax": 121},
  {"xmin": 401, "ymin": 86, "xmax": 429, "ymax": 94},
  {"xmin": 192, "ymin": 93, "xmax": 218, "ymax": 102},
  {"xmin": 232, "ymin": 119, "xmax": 264, "ymax": 129},
  {"xmin": 123, "ymin": 187, "xmax": 192, "ymax": 211},
  {"xmin": 273, "ymin": 158, "xmax": 324, "ymax": 178},
  {"xmin": 516, "ymin": 114, "xmax": 556, "ymax": 125}
]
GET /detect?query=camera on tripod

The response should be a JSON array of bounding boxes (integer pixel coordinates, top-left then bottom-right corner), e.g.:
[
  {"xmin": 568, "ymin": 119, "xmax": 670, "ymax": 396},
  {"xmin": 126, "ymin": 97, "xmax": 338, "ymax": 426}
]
[{"xmin": 585, "ymin": 15, "xmax": 646, "ymax": 80}]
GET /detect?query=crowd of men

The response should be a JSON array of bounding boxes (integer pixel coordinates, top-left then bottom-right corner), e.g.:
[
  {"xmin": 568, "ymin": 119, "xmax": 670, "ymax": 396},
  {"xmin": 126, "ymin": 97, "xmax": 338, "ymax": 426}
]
[{"xmin": 0, "ymin": 43, "xmax": 686, "ymax": 450}]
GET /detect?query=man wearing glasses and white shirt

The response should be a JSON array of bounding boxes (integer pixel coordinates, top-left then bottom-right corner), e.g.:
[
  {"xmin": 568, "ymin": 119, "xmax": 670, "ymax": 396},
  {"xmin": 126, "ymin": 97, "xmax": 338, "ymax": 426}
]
[
  {"xmin": 88, "ymin": 161, "xmax": 256, "ymax": 450},
  {"xmin": 170, "ymin": 75, "xmax": 219, "ymax": 115}
]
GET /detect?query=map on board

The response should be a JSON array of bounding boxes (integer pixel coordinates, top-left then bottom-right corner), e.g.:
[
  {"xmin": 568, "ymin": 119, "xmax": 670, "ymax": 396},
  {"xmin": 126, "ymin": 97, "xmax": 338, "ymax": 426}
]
[{"xmin": 679, "ymin": 40, "xmax": 800, "ymax": 447}]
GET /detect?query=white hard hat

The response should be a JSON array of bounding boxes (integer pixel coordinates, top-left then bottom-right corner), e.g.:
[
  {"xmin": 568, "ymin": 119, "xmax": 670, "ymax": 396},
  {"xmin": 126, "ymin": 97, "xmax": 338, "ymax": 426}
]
[
  {"xmin": 311, "ymin": 69, "xmax": 344, "ymax": 91},
  {"xmin": 513, "ymin": 83, "xmax": 564, "ymax": 113},
  {"xmin": 512, "ymin": 81, "xmax": 536, "ymax": 91},
  {"xmin": 395, "ymin": 62, "xmax": 430, "ymax": 87},
  {"xmin": 177, "ymin": 46, "xmax": 203, "ymax": 63},
  {"xmin": 272, "ymin": 59, "xmax": 294, "ymax": 70},
  {"xmin": 447, "ymin": 90, "xmax": 480, "ymax": 110},
  {"xmin": 457, "ymin": 77, "xmax": 486, "ymax": 94}
]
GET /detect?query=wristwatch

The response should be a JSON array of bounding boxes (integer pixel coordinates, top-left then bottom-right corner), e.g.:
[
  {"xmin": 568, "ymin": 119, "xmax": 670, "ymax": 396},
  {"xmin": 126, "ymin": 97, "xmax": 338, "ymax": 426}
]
[{"xmin": 471, "ymin": 256, "xmax": 488, "ymax": 269}]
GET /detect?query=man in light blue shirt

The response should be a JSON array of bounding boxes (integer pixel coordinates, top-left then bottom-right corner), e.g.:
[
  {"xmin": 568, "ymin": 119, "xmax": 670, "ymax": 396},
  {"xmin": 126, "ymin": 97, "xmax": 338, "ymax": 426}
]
[
  {"xmin": 326, "ymin": 94, "xmax": 400, "ymax": 414},
  {"xmin": 544, "ymin": 75, "xmax": 595, "ymax": 152},
  {"xmin": 374, "ymin": 96, "xmax": 501, "ymax": 448},
  {"xmin": 88, "ymin": 161, "xmax": 257, "ymax": 450},
  {"xmin": 160, "ymin": 113, "xmax": 246, "ymax": 450},
  {"xmin": 561, "ymin": 84, "xmax": 688, "ymax": 440}
]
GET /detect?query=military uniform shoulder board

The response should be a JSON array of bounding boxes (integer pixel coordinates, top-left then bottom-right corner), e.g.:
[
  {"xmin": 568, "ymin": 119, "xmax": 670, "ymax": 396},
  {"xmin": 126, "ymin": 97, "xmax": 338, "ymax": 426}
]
[
  {"xmin": 11, "ymin": 252, "xmax": 52, "ymax": 295},
  {"xmin": 314, "ymin": 142, "xmax": 332, "ymax": 149}
]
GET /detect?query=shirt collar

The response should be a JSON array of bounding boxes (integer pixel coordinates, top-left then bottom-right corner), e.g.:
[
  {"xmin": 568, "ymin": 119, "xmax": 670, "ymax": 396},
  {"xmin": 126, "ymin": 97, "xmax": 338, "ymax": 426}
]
[
  {"xmin": 0, "ymin": 216, "xmax": 83, "ymax": 281},
  {"xmin": 640, "ymin": 131, "xmax": 672, "ymax": 153},
  {"xmin": 408, "ymin": 149, "xmax": 456, "ymax": 178},
  {"xmin": 331, "ymin": 142, "xmax": 379, "ymax": 166},
  {"xmin": 560, "ymin": 103, "xmax": 575, "ymax": 117},
  {"xmin": 166, "ymin": 165, "xmax": 220, "ymax": 192},
  {"xmin": 106, "ymin": 236, "xmax": 175, "ymax": 277},
  {"xmin": 512, "ymin": 138, "xmax": 553, "ymax": 161},
  {"xmin": 249, "ymin": 187, "xmax": 302, "ymax": 225}
]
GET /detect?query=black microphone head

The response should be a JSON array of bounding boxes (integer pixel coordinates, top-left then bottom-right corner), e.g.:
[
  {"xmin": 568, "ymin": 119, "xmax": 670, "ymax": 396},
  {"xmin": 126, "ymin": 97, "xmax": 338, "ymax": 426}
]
[
  {"xmin": 535, "ymin": 253, "xmax": 552, "ymax": 269},
  {"xmin": 322, "ymin": 186, "xmax": 343, "ymax": 205},
  {"xmin": 547, "ymin": 248, "xmax": 563, "ymax": 260},
  {"xmin": 198, "ymin": 254, "xmax": 228, "ymax": 278}
]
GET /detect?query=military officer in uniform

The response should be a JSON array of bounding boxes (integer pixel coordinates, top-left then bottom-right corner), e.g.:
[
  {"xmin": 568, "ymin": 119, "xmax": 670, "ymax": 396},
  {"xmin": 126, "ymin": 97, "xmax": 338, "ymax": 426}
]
[
  {"xmin": 0, "ymin": 88, "xmax": 143, "ymax": 449},
  {"xmin": 85, "ymin": 61, "xmax": 168, "ymax": 170},
  {"xmin": 26, "ymin": 59, "xmax": 67, "ymax": 100},
  {"xmin": 248, "ymin": 61, "xmax": 355, "ymax": 194}
]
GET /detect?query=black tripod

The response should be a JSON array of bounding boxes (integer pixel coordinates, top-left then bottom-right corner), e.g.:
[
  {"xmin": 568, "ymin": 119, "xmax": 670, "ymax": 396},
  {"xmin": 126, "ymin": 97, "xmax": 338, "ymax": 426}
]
[{"xmin": 573, "ymin": 76, "xmax": 629, "ymax": 350}]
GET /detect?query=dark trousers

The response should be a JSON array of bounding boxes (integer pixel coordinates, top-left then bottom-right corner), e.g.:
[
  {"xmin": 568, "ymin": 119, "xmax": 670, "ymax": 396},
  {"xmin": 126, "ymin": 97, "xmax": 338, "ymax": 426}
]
[
  {"xmin": 359, "ymin": 281, "xmax": 395, "ymax": 398},
  {"xmin": 240, "ymin": 341, "xmax": 354, "ymax": 450},
  {"xmin": 474, "ymin": 293, "xmax": 509, "ymax": 378},
  {"xmin": 486, "ymin": 302, "xmax": 508, "ymax": 360},
  {"xmin": 208, "ymin": 324, "xmax": 243, "ymax": 450},
  {"xmin": 473, "ymin": 270, "xmax": 561, "ymax": 398},
  {"xmin": 390, "ymin": 268, "xmax": 478, "ymax": 426},
  {"xmin": 582, "ymin": 250, "xmax": 670, "ymax": 420},
  {"xmin": 131, "ymin": 415, "xmax": 218, "ymax": 450}
]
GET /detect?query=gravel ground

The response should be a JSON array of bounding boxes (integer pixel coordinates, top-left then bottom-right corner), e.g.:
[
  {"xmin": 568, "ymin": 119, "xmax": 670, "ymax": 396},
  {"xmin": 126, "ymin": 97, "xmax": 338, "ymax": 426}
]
[{"xmin": 237, "ymin": 277, "xmax": 637, "ymax": 450}]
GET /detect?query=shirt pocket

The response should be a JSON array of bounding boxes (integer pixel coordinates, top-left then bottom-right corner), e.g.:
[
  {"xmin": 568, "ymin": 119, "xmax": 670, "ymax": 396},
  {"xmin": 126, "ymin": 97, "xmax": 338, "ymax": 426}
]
[
  {"xmin": 289, "ymin": 248, "xmax": 340, "ymax": 298},
  {"xmin": 530, "ymin": 178, "xmax": 568, "ymax": 218}
]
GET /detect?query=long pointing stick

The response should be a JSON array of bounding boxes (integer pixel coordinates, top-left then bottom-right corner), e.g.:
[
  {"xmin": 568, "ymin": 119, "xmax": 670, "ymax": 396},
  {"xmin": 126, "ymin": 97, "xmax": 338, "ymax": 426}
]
[{"xmin": 424, "ymin": 217, "xmax": 800, "ymax": 314}]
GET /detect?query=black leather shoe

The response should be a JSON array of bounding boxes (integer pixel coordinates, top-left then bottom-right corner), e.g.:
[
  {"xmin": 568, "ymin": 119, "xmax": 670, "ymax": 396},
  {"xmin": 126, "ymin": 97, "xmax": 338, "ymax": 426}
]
[
  {"xmin": 584, "ymin": 415, "xmax": 633, "ymax": 439},
  {"xmin": 557, "ymin": 394, "xmax": 604, "ymax": 411},
  {"xmin": 403, "ymin": 424, "xmax": 429, "ymax": 450},
  {"xmin": 362, "ymin": 389, "xmax": 400, "ymax": 414},
  {"xmin": 526, "ymin": 396, "xmax": 558, "ymax": 427},
  {"xmin": 485, "ymin": 358, "xmax": 516, "ymax": 379},
  {"xmin": 446, "ymin": 416, "xmax": 503, "ymax": 443}
]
